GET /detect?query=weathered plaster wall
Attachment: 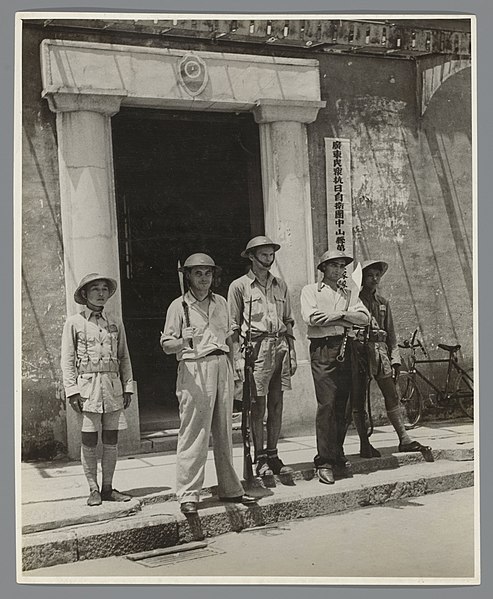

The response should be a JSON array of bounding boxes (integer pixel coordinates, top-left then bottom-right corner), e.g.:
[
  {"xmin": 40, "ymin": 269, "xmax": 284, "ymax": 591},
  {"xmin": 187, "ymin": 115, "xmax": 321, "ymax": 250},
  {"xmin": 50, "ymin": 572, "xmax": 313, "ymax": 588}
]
[
  {"xmin": 308, "ymin": 54, "xmax": 473, "ymax": 421},
  {"xmin": 22, "ymin": 31, "xmax": 67, "ymax": 458},
  {"xmin": 21, "ymin": 24, "xmax": 473, "ymax": 456}
]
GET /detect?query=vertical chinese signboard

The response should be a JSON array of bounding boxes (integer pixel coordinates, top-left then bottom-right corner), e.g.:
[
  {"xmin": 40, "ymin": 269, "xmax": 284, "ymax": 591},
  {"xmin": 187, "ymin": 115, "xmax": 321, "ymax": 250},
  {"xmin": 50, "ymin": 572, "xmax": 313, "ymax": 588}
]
[{"xmin": 325, "ymin": 138, "xmax": 353, "ymax": 259}]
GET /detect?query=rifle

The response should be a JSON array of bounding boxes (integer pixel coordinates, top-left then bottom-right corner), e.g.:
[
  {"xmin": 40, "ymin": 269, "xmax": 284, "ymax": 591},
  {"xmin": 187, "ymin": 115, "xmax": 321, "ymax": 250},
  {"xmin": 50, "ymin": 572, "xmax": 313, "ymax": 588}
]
[
  {"xmin": 336, "ymin": 263, "xmax": 362, "ymax": 363},
  {"xmin": 241, "ymin": 296, "xmax": 256, "ymax": 482},
  {"xmin": 177, "ymin": 260, "xmax": 193, "ymax": 349}
]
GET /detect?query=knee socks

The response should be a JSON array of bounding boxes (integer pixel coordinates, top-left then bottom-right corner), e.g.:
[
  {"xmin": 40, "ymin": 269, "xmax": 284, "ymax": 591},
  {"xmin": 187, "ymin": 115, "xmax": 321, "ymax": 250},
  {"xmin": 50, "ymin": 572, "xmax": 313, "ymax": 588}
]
[
  {"xmin": 81, "ymin": 443, "xmax": 98, "ymax": 492},
  {"xmin": 387, "ymin": 406, "xmax": 412, "ymax": 445},
  {"xmin": 101, "ymin": 444, "xmax": 118, "ymax": 489}
]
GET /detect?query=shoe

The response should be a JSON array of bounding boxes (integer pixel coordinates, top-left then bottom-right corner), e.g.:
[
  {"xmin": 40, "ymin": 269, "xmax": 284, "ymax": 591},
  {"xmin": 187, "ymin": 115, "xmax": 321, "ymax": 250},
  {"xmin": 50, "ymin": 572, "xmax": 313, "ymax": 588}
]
[
  {"xmin": 333, "ymin": 461, "xmax": 353, "ymax": 478},
  {"xmin": 100, "ymin": 487, "xmax": 131, "ymax": 502},
  {"xmin": 219, "ymin": 494, "xmax": 257, "ymax": 505},
  {"xmin": 87, "ymin": 489, "xmax": 102, "ymax": 506},
  {"xmin": 398, "ymin": 441, "xmax": 427, "ymax": 453},
  {"xmin": 267, "ymin": 455, "xmax": 293, "ymax": 475},
  {"xmin": 360, "ymin": 444, "xmax": 381, "ymax": 458},
  {"xmin": 398, "ymin": 441, "xmax": 434, "ymax": 462},
  {"xmin": 256, "ymin": 457, "xmax": 274, "ymax": 478},
  {"xmin": 317, "ymin": 467, "xmax": 335, "ymax": 485},
  {"xmin": 180, "ymin": 501, "xmax": 198, "ymax": 514}
]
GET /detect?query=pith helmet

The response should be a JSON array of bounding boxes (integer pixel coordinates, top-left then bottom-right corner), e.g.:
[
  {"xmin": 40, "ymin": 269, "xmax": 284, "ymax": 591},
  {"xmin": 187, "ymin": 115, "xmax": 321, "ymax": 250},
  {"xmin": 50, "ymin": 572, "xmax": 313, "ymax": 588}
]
[
  {"xmin": 361, "ymin": 259, "xmax": 389, "ymax": 275},
  {"xmin": 317, "ymin": 250, "xmax": 354, "ymax": 272},
  {"xmin": 179, "ymin": 253, "xmax": 222, "ymax": 273},
  {"xmin": 241, "ymin": 235, "xmax": 281, "ymax": 258},
  {"xmin": 74, "ymin": 273, "xmax": 117, "ymax": 305}
]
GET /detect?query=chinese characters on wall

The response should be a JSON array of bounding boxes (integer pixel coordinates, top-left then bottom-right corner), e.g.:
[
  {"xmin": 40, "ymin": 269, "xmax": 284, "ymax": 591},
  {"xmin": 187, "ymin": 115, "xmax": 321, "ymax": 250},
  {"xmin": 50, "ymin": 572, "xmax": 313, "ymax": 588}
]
[{"xmin": 325, "ymin": 137, "xmax": 353, "ymax": 263}]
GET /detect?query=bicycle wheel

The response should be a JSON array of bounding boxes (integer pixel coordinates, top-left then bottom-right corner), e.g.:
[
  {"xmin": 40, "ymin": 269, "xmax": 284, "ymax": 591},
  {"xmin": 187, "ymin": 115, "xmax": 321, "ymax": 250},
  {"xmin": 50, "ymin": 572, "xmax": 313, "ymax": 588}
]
[
  {"xmin": 396, "ymin": 372, "xmax": 422, "ymax": 427},
  {"xmin": 453, "ymin": 367, "xmax": 474, "ymax": 420}
]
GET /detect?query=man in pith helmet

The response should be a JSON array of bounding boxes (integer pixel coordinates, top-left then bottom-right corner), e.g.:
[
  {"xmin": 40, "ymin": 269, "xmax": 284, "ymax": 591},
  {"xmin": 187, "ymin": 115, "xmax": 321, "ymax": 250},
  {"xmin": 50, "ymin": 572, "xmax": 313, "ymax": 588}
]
[
  {"xmin": 352, "ymin": 260, "xmax": 432, "ymax": 457},
  {"xmin": 228, "ymin": 236, "xmax": 297, "ymax": 481},
  {"xmin": 60, "ymin": 273, "xmax": 134, "ymax": 506},
  {"xmin": 300, "ymin": 251, "xmax": 370, "ymax": 485},
  {"xmin": 160, "ymin": 253, "xmax": 256, "ymax": 514}
]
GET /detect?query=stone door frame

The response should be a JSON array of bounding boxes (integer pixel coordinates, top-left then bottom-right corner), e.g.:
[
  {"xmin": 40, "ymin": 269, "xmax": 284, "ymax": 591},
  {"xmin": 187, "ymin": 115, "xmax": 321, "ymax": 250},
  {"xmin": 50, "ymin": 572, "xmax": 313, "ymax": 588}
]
[{"xmin": 41, "ymin": 39, "xmax": 326, "ymax": 456}]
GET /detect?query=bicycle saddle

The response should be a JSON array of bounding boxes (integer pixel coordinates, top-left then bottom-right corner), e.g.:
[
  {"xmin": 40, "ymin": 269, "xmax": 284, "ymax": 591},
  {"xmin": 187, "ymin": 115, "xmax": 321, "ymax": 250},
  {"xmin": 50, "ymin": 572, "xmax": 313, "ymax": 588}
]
[{"xmin": 438, "ymin": 343, "xmax": 461, "ymax": 353}]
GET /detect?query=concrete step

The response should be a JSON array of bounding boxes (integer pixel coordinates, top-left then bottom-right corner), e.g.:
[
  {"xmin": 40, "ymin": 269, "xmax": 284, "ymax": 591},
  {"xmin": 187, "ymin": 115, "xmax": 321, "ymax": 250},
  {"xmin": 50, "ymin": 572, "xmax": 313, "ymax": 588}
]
[{"xmin": 22, "ymin": 451, "xmax": 474, "ymax": 571}]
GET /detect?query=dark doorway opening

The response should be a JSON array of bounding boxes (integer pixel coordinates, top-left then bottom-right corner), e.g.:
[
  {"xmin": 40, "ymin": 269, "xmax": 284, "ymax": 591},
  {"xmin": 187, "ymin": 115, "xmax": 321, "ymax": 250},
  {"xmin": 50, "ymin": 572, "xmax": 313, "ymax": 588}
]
[{"xmin": 112, "ymin": 108, "xmax": 264, "ymax": 431}]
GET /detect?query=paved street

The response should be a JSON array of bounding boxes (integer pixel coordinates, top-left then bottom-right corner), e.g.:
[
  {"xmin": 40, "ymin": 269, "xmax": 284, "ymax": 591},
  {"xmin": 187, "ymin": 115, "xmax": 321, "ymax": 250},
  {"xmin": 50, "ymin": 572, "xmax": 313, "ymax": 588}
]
[{"xmin": 24, "ymin": 487, "xmax": 476, "ymax": 583}]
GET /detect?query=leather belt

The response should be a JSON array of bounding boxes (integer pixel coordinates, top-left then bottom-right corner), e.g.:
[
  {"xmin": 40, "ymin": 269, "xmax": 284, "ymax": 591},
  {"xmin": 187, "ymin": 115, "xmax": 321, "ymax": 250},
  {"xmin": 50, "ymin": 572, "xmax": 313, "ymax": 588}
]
[{"xmin": 207, "ymin": 349, "xmax": 227, "ymax": 357}]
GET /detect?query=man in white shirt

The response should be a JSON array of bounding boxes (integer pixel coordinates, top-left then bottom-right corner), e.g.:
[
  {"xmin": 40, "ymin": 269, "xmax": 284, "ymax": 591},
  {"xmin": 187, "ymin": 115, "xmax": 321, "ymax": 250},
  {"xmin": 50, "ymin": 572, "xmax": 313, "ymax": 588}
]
[
  {"xmin": 161, "ymin": 253, "xmax": 256, "ymax": 514},
  {"xmin": 301, "ymin": 251, "xmax": 370, "ymax": 484}
]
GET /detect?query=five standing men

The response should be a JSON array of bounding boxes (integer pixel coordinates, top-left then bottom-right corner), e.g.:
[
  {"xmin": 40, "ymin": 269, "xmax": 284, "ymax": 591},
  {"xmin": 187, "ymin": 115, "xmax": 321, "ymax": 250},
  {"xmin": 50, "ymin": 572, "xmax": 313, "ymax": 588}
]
[{"xmin": 63, "ymin": 247, "xmax": 432, "ymax": 508}]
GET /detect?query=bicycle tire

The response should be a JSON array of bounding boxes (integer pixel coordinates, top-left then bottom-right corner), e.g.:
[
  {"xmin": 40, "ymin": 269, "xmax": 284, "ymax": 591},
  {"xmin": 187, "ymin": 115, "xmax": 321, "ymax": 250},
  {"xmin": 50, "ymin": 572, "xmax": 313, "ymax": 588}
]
[
  {"xmin": 396, "ymin": 371, "xmax": 422, "ymax": 427},
  {"xmin": 453, "ymin": 367, "xmax": 474, "ymax": 420}
]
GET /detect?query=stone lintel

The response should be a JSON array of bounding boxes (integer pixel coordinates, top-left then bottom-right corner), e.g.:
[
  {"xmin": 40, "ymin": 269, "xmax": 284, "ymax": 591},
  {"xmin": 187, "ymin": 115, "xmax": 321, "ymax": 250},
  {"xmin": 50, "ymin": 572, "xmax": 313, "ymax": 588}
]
[
  {"xmin": 253, "ymin": 99, "xmax": 326, "ymax": 124},
  {"xmin": 42, "ymin": 89, "xmax": 126, "ymax": 115}
]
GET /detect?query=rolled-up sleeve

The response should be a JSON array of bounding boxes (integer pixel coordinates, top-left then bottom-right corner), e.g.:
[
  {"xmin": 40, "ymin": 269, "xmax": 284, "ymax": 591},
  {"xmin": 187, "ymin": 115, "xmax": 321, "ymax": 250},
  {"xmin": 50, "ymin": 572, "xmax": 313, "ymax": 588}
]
[
  {"xmin": 282, "ymin": 284, "xmax": 295, "ymax": 327},
  {"xmin": 60, "ymin": 319, "xmax": 79, "ymax": 398},
  {"xmin": 160, "ymin": 299, "xmax": 183, "ymax": 354},
  {"xmin": 227, "ymin": 280, "xmax": 244, "ymax": 332}
]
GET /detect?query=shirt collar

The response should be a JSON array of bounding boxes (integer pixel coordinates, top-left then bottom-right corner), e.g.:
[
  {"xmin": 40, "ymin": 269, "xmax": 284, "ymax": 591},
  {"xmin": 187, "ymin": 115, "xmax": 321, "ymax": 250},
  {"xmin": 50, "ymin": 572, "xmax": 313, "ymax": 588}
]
[
  {"xmin": 185, "ymin": 290, "xmax": 216, "ymax": 305},
  {"xmin": 83, "ymin": 307, "xmax": 107, "ymax": 320},
  {"xmin": 247, "ymin": 269, "xmax": 277, "ymax": 287}
]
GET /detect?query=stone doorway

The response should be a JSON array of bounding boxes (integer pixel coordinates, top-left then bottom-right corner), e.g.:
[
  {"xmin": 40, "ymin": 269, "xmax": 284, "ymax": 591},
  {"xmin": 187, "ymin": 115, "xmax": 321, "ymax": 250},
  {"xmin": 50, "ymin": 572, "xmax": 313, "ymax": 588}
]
[{"xmin": 112, "ymin": 108, "xmax": 264, "ymax": 431}]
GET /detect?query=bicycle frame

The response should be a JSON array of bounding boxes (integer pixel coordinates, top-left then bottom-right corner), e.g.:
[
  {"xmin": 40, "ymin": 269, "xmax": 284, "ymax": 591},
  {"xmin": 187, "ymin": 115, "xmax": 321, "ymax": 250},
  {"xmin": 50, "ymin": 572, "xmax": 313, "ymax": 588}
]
[{"xmin": 410, "ymin": 357, "xmax": 459, "ymax": 401}]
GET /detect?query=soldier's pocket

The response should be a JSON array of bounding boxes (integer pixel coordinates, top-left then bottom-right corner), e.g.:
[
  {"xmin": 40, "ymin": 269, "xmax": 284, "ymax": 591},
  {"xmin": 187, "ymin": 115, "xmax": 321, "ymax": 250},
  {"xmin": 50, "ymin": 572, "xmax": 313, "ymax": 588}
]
[
  {"xmin": 78, "ymin": 374, "xmax": 95, "ymax": 399},
  {"xmin": 110, "ymin": 375, "xmax": 124, "ymax": 397}
]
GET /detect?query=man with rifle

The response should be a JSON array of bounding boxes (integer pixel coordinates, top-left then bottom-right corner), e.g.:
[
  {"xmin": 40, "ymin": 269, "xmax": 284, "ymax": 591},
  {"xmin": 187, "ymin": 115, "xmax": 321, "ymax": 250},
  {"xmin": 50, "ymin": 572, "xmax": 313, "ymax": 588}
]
[
  {"xmin": 228, "ymin": 236, "xmax": 297, "ymax": 482},
  {"xmin": 300, "ymin": 250, "xmax": 370, "ymax": 485},
  {"xmin": 160, "ymin": 253, "xmax": 256, "ymax": 514},
  {"xmin": 351, "ymin": 259, "xmax": 433, "ymax": 459}
]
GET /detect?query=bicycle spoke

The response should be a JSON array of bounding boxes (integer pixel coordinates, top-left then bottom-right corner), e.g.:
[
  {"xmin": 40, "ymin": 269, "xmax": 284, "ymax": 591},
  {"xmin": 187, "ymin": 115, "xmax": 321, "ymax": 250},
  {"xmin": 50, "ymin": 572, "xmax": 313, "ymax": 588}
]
[{"xmin": 396, "ymin": 372, "xmax": 422, "ymax": 427}]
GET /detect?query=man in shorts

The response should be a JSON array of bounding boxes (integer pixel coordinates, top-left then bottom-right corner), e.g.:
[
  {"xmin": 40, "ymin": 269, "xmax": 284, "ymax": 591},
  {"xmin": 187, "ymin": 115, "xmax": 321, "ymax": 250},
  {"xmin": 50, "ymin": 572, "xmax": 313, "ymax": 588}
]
[
  {"xmin": 228, "ymin": 236, "xmax": 297, "ymax": 480},
  {"xmin": 61, "ymin": 273, "xmax": 134, "ymax": 506}
]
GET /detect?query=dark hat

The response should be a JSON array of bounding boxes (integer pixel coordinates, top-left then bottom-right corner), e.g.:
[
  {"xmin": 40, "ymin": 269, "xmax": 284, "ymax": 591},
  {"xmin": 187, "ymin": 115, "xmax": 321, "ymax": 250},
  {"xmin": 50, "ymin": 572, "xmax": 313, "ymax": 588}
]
[
  {"xmin": 179, "ymin": 253, "xmax": 222, "ymax": 274},
  {"xmin": 317, "ymin": 250, "xmax": 354, "ymax": 271},
  {"xmin": 241, "ymin": 235, "xmax": 281, "ymax": 258},
  {"xmin": 74, "ymin": 273, "xmax": 117, "ymax": 305},
  {"xmin": 361, "ymin": 260, "xmax": 389, "ymax": 275}
]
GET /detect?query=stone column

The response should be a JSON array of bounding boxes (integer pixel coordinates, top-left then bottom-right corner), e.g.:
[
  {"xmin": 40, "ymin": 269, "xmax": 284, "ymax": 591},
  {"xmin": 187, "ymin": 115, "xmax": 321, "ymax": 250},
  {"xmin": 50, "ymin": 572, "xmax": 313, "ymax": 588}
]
[
  {"xmin": 44, "ymin": 92, "xmax": 141, "ymax": 458},
  {"xmin": 43, "ymin": 92, "xmax": 125, "ymax": 317},
  {"xmin": 253, "ymin": 99, "xmax": 325, "ymax": 438}
]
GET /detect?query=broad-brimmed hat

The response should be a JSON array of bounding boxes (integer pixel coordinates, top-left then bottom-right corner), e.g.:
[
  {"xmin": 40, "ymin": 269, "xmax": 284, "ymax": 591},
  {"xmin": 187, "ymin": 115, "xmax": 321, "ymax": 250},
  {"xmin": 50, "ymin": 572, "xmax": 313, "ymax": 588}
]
[
  {"xmin": 74, "ymin": 273, "xmax": 117, "ymax": 305},
  {"xmin": 179, "ymin": 253, "xmax": 222, "ymax": 274},
  {"xmin": 317, "ymin": 250, "xmax": 354, "ymax": 271},
  {"xmin": 361, "ymin": 259, "xmax": 389, "ymax": 275},
  {"xmin": 241, "ymin": 235, "xmax": 281, "ymax": 258}
]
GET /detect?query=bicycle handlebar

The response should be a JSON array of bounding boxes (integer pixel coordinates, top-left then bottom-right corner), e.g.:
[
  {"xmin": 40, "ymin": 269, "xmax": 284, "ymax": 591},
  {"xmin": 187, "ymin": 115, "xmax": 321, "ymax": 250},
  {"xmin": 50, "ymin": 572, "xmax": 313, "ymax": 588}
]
[{"xmin": 398, "ymin": 329, "xmax": 428, "ymax": 357}]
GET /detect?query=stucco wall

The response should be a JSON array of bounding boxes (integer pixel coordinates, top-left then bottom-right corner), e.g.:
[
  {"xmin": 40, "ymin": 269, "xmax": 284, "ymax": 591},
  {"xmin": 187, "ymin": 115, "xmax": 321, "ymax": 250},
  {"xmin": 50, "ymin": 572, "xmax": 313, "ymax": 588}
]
[
  {"xmin": 308, "ymin": 54, "xmax": 473, "ymax": 422},
  {"xmin": 21, "ymin": 25, "xmax": 473, "ymax": 456},
  {"xmin": 22, "ymin": 31, "xmax": 67, "ymax": 458}
]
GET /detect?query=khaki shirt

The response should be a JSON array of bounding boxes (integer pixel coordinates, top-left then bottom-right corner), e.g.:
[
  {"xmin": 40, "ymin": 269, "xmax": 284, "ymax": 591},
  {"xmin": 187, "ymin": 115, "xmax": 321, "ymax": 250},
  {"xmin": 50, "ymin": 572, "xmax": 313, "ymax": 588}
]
[
  {"xmin": 60, "ymin": 308, "xmax": 134, "ymax": 413},
  {"xmin": 228, "ymin": 270, "xmax": 295, "ymax": 339},
  {"xmin": 161, "ymin": 292, "xmax": 231, "ymax": 361}
]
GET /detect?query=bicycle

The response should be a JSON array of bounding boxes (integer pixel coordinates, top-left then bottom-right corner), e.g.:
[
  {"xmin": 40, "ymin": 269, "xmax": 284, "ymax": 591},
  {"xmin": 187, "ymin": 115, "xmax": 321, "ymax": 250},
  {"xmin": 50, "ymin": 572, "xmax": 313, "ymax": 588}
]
[{"xmin": 396, "ymin": 329, "xmax": 474, "ymax": 427}]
